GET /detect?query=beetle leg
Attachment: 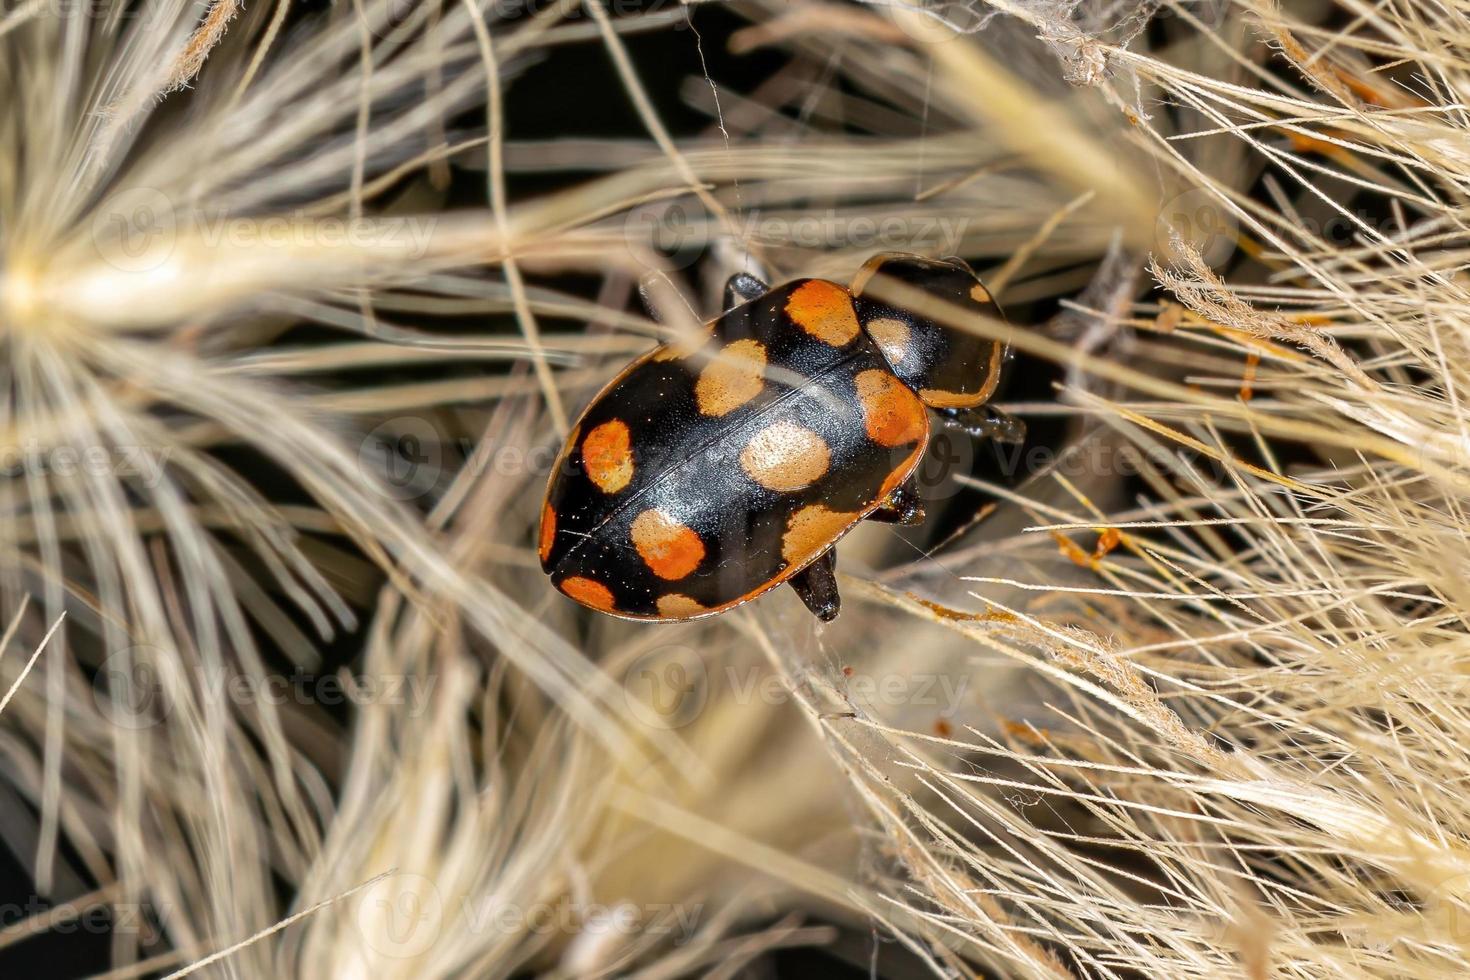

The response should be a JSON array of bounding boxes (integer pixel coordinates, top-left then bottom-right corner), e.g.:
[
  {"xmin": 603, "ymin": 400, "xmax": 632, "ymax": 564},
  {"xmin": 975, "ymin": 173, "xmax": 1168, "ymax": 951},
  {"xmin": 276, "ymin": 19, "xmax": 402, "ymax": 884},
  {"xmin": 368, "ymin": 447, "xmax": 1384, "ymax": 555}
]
[
  {"xmin": 940, "ymin": 404, "xmax": 1026, "ymax": 444},
  {"xmin": 867, "ymin": 475, "xmax": 925, "ymax": 525},
  {"xmin": 723, "ymin": 271, "xmax": 770, "ymax": 310},
  {"xmin": 788, "ymin": 549, "xmax": 840, "ymax": 622}
]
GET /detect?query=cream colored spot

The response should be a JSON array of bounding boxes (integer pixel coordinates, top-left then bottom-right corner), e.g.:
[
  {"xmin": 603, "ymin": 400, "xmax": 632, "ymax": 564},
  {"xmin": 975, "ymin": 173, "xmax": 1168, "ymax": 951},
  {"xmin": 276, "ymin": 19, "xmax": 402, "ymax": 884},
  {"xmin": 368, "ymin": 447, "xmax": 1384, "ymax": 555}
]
[
  {"xmin": 560, "ymin": 576, "xmax": 616, "ymax": 612},
  {"xmin": 656, "ymin": 594, "xmax": 708, "ymax": 618},
  {"xmin": 630, "ymin": 509, "xmax": 706, "ymax": 580},
  {"xmin": 865, "ymin": 317, "xmax": 910, "ymax": 365},
  {"xmin": 970, "ymin": 282, "xmax": 992, "ymax": 303},
  {"xmin": 582, "ymin": 420, "xmax": 634, "ymax": 494},
  {"xmin": 739, "ymin": 422, "xmax": 831, "ymax": 492},
  {"xmin": 785, "ymin": 280, "xmax": 860, "ymax": 346},
  {"xmin": 782, "ymin": 504, "xmax": 859, "ymax": 565},
  {"xmin": 855, "ymin": 369, "xmax": 928, "ymax": 447},
  {"xmin": 695, "ymin": 339, "xmax": 766, "ymax": 416}
]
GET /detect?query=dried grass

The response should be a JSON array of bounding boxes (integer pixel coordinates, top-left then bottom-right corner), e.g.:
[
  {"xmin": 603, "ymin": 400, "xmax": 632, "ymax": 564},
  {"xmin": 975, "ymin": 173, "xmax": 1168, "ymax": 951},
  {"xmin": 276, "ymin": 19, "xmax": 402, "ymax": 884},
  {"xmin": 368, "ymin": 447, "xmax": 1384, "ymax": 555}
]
[{"xmin": 1, "ymin": 0, "xmax": 1468, "ymax": 976}]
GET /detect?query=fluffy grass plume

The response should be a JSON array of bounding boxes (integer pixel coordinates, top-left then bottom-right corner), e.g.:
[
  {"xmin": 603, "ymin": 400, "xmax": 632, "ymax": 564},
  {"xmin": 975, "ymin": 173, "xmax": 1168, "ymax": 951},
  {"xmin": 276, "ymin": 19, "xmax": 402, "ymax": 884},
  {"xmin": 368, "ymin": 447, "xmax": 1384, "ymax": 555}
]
[{"xmin": 0, "ymin": 0, "xmax": 1465, "ymax": 976}]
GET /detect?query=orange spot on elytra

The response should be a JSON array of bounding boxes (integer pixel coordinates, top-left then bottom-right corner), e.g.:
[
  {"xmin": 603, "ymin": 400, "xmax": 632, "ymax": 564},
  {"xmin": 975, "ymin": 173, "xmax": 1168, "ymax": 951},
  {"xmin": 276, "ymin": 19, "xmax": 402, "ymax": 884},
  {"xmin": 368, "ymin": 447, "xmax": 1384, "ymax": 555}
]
[
  {"xmin": 695, "ymin": 338, "xmax": 766, "ymax": 416},
  {"xmin": 631, "ymin": 509, "xmax": 706, "ymax": 580},
  {"xmin": 538, "ymin": 502, "xmax": 556, "ymax": 564},
  {"xmin": 582, "ymin": 420, "xmax": 634, "ymax": 494},
  {"xmin": 785, "ymin": 280, "xmax": 860, "ymax": 346},
  {"xmin": 855, "ymin": 369, "xmax": 927, "ymax": 447},
  {"xmin": 782, "ymin": 504, "xmax": 858, "ymax": 565},
  {"xmin": 560, "ymin": 576, "xmax": 616, "ymax": 612}
]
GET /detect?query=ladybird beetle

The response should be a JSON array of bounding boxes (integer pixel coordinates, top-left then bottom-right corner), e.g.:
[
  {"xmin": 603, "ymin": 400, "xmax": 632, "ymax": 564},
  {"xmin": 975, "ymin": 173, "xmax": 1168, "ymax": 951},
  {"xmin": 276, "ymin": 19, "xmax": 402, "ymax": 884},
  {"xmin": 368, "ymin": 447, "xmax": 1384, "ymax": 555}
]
[{"xmin": 538, "ymin": 252, "xmax": 1021, "ymax": 623}]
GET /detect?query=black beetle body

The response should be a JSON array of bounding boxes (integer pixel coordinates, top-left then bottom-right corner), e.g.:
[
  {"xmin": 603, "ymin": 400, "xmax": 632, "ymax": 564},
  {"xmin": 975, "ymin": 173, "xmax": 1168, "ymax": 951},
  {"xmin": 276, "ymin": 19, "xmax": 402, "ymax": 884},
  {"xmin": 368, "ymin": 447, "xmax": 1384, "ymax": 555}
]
[{"xmin": 539, "ymin": 253, "xmax": 1010, "ymax": 622}]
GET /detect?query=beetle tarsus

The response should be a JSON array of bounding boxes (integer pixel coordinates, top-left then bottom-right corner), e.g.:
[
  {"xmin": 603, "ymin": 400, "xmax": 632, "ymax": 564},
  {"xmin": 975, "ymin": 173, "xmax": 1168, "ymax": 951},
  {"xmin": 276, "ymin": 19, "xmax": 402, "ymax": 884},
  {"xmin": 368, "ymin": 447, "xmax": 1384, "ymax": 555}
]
[
  {"xmin": 867, "ymin": 475, "xmax": 925, "ymax": 525},
  {"xmin": 723, "ymin": 271, "xmax": 769, "ymax": 310},
  {"xmin": 941, "ymin": 405, "xmax": 1026, "ymax": 444},
  {"xmin": 789, "ymin": 549, "xmax": 840, "ymax": 622}
]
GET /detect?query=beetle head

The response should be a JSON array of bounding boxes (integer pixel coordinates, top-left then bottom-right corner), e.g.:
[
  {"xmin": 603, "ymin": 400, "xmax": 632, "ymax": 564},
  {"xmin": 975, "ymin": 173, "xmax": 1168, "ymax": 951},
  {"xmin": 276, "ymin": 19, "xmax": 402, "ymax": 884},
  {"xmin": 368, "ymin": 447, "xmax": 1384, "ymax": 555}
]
[{"xmin": 850, "ymin": 252, "xmax": 1008, "ymax": 411}]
